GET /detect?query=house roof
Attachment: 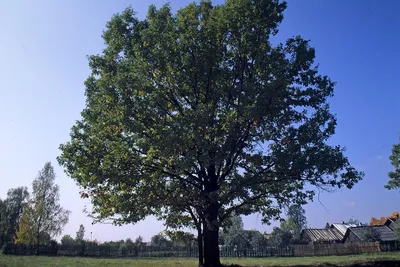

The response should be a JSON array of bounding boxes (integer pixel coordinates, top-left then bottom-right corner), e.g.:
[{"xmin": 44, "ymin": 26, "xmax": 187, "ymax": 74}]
[
  {"xmin": 301, "ymin": 228, "xmax": 343, "ymax": 242},
  {"xmin": 345, "ymin": 225, "xmax": 396, "ymax": 242},
  {"xmin": 385, "ymin": 217, "xmax": 399, "ymax": 225},
  {"xmin": 331, "ymin": 223, "xmax": 357, "ymax": 236}
]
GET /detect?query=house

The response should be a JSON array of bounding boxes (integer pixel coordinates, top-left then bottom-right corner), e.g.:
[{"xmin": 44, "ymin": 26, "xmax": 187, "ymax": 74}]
[
  {"xmin": 343, "ymin": 225, "xmax": 396, "ymax": 243},
  {"xmin": 299, "ymin": 223, "xmax": 358, "ymax": 244},
  {"xmin": 384, "ymin": 217, "xmax": 399, "ymax": 231},
  {"xmin": 331, "ymin": 223, "xmax": 358, "ymax": 236},
  {"xmin": 300, "ymin": 228, "xmax": 343, "ymax": 244}
]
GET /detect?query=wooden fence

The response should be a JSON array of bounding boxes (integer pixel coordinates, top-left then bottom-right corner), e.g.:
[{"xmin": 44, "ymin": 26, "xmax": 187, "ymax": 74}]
[
  {"xmin": 292, "ymin": 242, "xmax": 381, "ymax": 257},
  {"xmin": 2, "ymin": 241, "xmax": 399, "ymax": 258}
]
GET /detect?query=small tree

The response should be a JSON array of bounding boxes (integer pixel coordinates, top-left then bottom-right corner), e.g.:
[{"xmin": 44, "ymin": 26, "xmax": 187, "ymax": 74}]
[
  {"xmin": 220, "ymin": 214, "xmax": 244, "ymax": 247},
  {"xmin": 286, "ymin": 204, "xmax": 307, "ymax": 240},
  {"xmin": 165, "ymin": 230, "xmax": 196, "ymax": 246},
  {"xmin": 387, "ymin": 137, "xmax": 400, "ymax": 190},
  {"xmin": 61, "ymin": 234, "xmax": 75, "ymax": 246},
  {"xmin": 134, "ymin": 235, "xmax": 144, "ymax": 245},
  {"xmin": 75, "ymin": 224, "xmax": 85, "ymax": 242},
  {"xmin": 151, "ymin": 233, "xmax": 172, "ymax": 248},
  {"xmin": 14, "ymin": 162, "xmax": 70, "ymax": 249},
  {"xmin": 4, "ymin": 187, "xmax": 30, "ymax": 243},
  {"xmin": 269, "ymin": 226, "xmax": 293, "ymax": 248},
  {"xmin": 14, "ymin": 205, "xmax": 35, "ymax": 244}
]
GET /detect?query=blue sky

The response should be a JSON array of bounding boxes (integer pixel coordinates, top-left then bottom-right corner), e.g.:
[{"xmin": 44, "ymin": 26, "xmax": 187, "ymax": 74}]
[{"xmin": 0, "ymin": 0, "xmax": 399, "ymax": 242}]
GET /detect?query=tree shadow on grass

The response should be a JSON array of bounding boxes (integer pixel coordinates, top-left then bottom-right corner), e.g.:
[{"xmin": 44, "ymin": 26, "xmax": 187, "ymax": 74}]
[{"xmin": 224, "ymin": 260, "xmax": 400, "ymax": 267}]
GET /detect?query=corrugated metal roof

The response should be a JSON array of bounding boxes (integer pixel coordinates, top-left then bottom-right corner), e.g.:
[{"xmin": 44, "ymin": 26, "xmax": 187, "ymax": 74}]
[
  {"xmin": 302, "ymin": 228, "xmax": 343, "ymax": 242},
  {"xmin": 331, "ymin": 223, "xmax": 357, "ymax": 236},
  {"xmin": 348, "ymin": 225, "xmax": 396, "ymax": 242}
]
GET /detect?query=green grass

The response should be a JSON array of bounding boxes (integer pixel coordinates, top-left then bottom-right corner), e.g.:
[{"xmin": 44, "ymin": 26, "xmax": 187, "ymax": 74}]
[{"xmin": 0, "ymin": 252, "xmax": 399, "ymax": 267}]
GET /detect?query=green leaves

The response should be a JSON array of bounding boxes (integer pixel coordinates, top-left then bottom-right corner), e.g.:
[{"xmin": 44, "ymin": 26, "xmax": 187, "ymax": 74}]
[{"xmin": 387, "ymin": 137, "xmax": 400, "ymax": 190}]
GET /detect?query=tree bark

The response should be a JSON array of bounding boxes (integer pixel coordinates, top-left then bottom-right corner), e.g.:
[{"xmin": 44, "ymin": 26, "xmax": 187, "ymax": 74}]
[
  {"xmin": 197, "ymin": 225, "xmax": 204, "ymax": 267},
  {"xmin": 203, "ymin": 203, "xmax": 221, "ymax": 267},
  {"xmin": 202, "ymin": 219, "xmax": 208, "ymax": 265}
]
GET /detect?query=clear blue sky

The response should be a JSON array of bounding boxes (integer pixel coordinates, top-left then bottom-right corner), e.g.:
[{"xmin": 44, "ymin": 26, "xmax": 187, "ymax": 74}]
[{"xmin": 1, "ymin": 0, "xmax": 399, "ymax": 242}]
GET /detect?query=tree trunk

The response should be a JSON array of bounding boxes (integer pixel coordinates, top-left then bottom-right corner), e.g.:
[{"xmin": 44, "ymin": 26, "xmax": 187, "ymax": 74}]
[
  {"xmin": 204, "ymin": 227, "xmax": 220, "ymax": 267},
  {"xmin": 202, "ymin": 219, "xmax": 208, "ymax": 265},
  {"xmin": 36, "ymin": 230, "xmax": 40, "ymax": 255},
  {"xmin": 197, "ymin": 225, "xmax": 204, "ymax": 267},
  {"xmin": 203, "ymin": 203, "xmax": 221, "ymax": 267}
]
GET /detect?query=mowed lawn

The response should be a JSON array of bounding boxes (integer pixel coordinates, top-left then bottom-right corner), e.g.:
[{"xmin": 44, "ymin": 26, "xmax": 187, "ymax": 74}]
[{"xmin": 0, "ymin": 252, "xmax": 400, "ymax": 267}]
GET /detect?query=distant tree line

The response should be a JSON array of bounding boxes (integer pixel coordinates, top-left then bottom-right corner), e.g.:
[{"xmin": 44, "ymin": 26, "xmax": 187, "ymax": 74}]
[{"xmin": 55, "ymin": 204, "xmax": 308, "ymax": 256}]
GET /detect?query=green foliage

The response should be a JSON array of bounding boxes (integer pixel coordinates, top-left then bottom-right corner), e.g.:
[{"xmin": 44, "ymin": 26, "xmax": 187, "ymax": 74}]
[
  {"xmin": 268, "ymin": 204, "xmax": 307, "ymax": 246},
  {"xmin": 134, "ymin": 235, "xmax": 144, "ymax": 245},
  {"xmin": 61, "ymin": 234, "xmax": 75, "ymax": 246},
  {"xmin": 58, "ymin": 0, "xmax": 363, "ymax": 265},
  {"xmin": 220, "ymin": 214, "xmax": 266, "ymax": 249},
  {"xmin": 285, "ymin": 204, "xmax": 307, "ymax": 240},
  {"xmin": 14, "ymin": 205, "xmax": 35, "ymax": 244},
  {"xmin": 75, "ymin": 224, "xmax": 85, "ymax": 242},
  {"xmin": 165, "ymin": 230, "xmax": 196, "ymax": 246},
  {"xmin": 0, "ymin": 199, "xmax": 7, "ymax": 245},
  {"xmin": 387, "ymin": 137, "xmax": 400, "ymax": 190},
  {"xmin": 14, "ymin": 162, "xmax": 70, "ymax": 245},
  {"xmin": 222, "ymin": 229, "xmax": 267, "ymax": 250},
  {"xmin": 151, "ymin": 233, "xmax": 172, "ymax": 248},
  {"xmin": 268, "ymin": 226, "xmax": 293, "ymax": 248},
  {"xmin": 395, "ymin": 224, "xmax": 400, "ymax": 242},
  {"xmin": 222, "ymin": 214, "xmax": 244, "ymax": 233},
  {"xmin": 0, "ymin": 187, "xmax": 30, "ymax": 245},
  {"xmin": 4, "ymin": 187, "xmax": 30, "ymax": 242}
]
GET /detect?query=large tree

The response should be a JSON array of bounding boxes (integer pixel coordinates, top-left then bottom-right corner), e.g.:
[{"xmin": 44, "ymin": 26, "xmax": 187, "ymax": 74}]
[
  {"xmin": 387, "ymin": 137, "xmax": 400, "ymax": 190},
  {"xmin": 58, "ymin": 1, "xmax": 363, "ymax": 266},
  {"xmin": 14, "ymin": 162, "xmax": 70, "ymax": 248}
]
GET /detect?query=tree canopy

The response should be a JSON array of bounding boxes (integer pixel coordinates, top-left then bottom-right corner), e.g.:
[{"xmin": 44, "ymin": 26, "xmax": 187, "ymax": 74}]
[
  {"xmin": 0, "ymin": 187, "xmax": 29, "ymax": 245},
  {"xmin": 150, "ymin": 233, "xmax": 172, "ymax": 248},
  {"xmin": 61, "ymin": 234, "xmax": 75, "ymax": 246},
  {"xmin": 58, "ymin": 1, "xmax": 363, "ymax": 266}
]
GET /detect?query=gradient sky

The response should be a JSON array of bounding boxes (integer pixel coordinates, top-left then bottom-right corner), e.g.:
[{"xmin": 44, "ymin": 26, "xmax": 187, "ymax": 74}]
[{"xmin": 1, "ymin": 0, "xmax": 399, "ymax": 242}]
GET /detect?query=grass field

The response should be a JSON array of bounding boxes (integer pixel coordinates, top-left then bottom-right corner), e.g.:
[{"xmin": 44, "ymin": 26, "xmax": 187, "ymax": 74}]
[{"xmin": 0, "ymin": 252, "xmax": 399, "ymax": 267}]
